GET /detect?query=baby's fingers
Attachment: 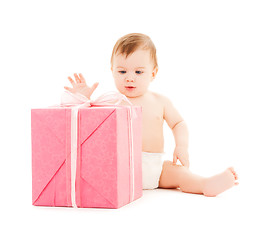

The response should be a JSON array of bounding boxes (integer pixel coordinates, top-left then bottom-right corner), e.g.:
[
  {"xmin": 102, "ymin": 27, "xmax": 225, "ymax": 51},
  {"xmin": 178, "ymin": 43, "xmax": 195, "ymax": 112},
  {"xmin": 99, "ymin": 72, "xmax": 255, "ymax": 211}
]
[
  {"xmin": 74, "ymin": 73, "xmax": 81, "ymax": 83},
  {"xmin": 180, "ymin": 158, "xmax": 190, "ymax": 168},
  {"xmin": 64, "ymin": 86, "xmax": 74, "ymax": 93},
  {"xmin": 68, "ymin": 76, "xmax": 76, "ymax": 86},
  {"xmin": 173, "ymin": 156, "xmax": 177, "ymax": 165},
  {"xmin": 79, "ymin": 73, "xmax": 86, "ymax": 83}
]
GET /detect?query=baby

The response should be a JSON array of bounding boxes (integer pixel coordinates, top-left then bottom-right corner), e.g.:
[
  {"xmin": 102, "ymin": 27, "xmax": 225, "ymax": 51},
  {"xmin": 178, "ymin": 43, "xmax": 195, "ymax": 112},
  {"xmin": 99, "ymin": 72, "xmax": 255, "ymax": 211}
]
[{"xmin": 64, "ymin": 33, "xmax": 238, "ymax": 197}]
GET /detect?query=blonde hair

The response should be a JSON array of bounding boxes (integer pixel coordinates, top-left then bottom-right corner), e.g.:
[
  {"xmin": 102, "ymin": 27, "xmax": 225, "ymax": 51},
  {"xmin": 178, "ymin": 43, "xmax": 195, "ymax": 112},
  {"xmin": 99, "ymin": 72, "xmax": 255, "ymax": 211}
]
[{"xmin": 110, "ymin": 33, "xmax": 158, "ymax": 69}]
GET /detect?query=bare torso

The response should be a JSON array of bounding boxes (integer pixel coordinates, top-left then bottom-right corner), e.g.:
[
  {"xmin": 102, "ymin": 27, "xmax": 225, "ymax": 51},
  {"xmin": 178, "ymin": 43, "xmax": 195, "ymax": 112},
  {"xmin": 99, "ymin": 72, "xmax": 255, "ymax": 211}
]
[{"xmin": 125, "ymin": 91, "xmax": 165, "ymax": 153}]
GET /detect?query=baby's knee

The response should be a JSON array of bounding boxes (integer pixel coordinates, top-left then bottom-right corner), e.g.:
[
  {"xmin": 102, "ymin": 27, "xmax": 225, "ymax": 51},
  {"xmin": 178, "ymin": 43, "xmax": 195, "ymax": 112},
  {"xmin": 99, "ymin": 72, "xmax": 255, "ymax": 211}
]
[
  {"xmin": 163, "ymin": 160, "xmax": 184, "ymax": 169},
  {"xmin": 162, "ymin": 160, "xmax": 174, "ymax": 170},
  {"xmin": 162, "ymin": 161, "xmax": 185, "ymax": 174}
]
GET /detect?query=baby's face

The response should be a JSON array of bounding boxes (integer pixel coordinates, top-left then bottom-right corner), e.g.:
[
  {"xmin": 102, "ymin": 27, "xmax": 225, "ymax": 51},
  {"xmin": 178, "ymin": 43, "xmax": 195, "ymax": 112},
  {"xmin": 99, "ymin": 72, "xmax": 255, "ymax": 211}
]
[{"xmin": 111, "ymin": 49, "xmax": 157, "ymax": 98}]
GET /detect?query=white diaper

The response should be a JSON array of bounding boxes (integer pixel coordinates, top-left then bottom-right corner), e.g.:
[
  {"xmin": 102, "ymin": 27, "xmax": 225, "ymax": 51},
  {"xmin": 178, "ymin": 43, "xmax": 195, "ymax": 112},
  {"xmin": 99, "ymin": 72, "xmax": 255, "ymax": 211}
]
[{"xmin": 142, "ymin": 152, "xmax": 165, "ymax": 190}]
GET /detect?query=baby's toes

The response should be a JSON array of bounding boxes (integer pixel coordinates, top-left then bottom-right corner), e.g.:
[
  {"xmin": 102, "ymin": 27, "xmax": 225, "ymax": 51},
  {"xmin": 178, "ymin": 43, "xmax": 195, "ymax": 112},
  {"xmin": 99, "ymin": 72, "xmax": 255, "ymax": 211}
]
[
  {"xmin": 228, "ymin": 166, "xmax": 235, "ymax": 173},
  {"xmin": 228, "ymin": 167, "xmax": 238, "ymax": 179},
  {"xmin": 234, "ymin": 172, "xmax": 238, "ymax": 180}
]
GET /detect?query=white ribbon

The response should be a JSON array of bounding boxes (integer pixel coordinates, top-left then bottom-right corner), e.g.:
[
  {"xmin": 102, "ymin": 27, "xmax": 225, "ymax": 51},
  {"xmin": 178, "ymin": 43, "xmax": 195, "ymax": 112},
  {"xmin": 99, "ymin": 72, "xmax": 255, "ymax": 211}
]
[
  {"xmin": 71, "ymin": 107, "xmax": 78, "ymax": 208},
  {"xmin": 61, "ymin": 91, "xmax": 136, "ymax": 207},
  {"xmin": 127, "ymin": 107, "xmax": 134, "ymax": 202}
]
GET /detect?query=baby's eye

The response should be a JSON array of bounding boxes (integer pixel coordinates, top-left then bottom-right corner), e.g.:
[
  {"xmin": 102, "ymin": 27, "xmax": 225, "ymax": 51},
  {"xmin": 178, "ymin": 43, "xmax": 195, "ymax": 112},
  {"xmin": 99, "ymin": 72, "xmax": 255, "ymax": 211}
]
[
  {"xmin": 135, "ymin": 71, "xmax": 143, "ymax": 74},
  {"xmin": 118, "ymin": 71, "xmax": 126, "ymax": 74}
]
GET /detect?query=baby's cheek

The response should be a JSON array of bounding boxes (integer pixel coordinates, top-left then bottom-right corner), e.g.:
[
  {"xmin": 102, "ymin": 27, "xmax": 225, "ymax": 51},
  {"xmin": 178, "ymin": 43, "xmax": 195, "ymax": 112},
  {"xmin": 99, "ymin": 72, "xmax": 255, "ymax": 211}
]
[
  {"xmin": 140, "ymin": 81, "xmax": 151, "ymax": 90},
  {"xmin": 138, "ymin": 86, "xmax": 148, "ymax": 95}
]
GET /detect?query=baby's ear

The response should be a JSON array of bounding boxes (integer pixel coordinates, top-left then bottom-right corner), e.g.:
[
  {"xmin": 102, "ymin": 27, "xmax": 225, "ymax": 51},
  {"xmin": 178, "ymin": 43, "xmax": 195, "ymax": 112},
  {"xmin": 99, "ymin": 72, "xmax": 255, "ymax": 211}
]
[
  {"xmin": 152, "ymin": 67, "xmax": 158, "ymax": 80},
  {"xmin": 111, "ymin": 67, "xmax": 114, "ymax": 76}
]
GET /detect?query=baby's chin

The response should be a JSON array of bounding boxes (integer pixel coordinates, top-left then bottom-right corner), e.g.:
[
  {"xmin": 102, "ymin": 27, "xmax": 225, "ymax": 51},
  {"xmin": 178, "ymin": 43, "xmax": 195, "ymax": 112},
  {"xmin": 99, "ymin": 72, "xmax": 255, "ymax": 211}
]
[
  {"xmin": 122, "ymin": 90, "xmax": 146, "ymax": 98},
  {"xmin": 116, "ymin": 86, "xmax": 147, "ymax": 98}
]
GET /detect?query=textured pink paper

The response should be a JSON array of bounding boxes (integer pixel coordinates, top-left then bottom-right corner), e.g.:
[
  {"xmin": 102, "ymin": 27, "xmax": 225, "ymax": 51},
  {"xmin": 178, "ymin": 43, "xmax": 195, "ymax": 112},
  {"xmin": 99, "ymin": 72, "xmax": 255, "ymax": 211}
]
[{"xmin": 31, "ymin": 106, "xmax": 142, "ymax": 208}]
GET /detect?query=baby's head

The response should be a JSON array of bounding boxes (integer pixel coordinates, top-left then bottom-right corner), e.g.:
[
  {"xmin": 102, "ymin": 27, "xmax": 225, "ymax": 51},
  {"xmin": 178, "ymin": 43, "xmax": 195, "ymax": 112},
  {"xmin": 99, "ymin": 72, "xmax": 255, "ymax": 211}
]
[{"xmin": 111, "ymin": 33, "xmax": 158, "ymax": 98}]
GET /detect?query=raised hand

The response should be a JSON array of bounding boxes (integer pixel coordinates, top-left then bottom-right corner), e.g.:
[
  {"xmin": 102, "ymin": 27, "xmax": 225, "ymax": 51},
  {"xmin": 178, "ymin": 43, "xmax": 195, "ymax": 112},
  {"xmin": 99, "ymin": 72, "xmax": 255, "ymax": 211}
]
[{"xmin": 64, "ymin": 73, "xmax": 99, "ymax": 99}]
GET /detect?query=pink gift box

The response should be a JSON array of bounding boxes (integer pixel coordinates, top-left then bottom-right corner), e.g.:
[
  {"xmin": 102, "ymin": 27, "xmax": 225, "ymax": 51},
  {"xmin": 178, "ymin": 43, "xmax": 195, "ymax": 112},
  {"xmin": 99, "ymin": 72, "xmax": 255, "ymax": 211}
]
[{"xmin": 31, "ymin": 105, "xmax": 142, "ymax": 208}]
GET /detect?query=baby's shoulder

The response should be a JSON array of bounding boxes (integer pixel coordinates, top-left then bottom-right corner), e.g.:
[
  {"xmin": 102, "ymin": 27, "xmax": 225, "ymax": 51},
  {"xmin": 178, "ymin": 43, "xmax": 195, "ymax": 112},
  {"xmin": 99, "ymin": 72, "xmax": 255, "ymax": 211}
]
[{"xmin": 149, "ymin": 91, "xmax": 172, "ymax": 106}]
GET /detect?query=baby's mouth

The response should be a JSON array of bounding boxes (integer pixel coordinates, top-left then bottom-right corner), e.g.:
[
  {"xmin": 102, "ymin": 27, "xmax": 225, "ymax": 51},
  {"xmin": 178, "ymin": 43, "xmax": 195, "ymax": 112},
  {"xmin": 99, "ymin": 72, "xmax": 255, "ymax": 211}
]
[{"xmin": 125, "ymin": 86, "xmax": 136, "ymax": 91}]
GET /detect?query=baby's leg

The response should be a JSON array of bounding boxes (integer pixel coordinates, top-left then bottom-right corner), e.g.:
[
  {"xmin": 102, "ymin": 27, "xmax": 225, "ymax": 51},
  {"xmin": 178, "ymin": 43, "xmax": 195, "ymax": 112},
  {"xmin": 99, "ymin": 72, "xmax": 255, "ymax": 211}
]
[
  {"xmin": 159, "ymin": 161, "xmax": 238, "ymax": 196},
  {"xmin": 202, "ymin": 167, "xmax": 239, "ymax": 197},
  {"xmin": 159, "ymin": 161, "xmax": 205, "ymax": 194}
]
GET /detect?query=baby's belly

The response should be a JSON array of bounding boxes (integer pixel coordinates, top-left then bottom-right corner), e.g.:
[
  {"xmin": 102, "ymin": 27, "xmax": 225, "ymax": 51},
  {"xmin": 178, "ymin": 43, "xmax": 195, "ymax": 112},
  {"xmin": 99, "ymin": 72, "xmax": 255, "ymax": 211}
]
[
  {"xmin": 141, "ymin": 111, "xmax": 165, "ymax": 152},
  {"xmin": 142, "ymin": 131, "xmax": 164, "ymax": 153}
]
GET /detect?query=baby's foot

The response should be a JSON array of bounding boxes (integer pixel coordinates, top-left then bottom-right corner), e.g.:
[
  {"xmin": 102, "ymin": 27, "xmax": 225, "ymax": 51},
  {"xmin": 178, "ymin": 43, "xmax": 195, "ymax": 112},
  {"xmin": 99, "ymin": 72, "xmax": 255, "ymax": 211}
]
[{"xmin": 203, "ymin": 167, "xmax": 239, "ymax": 197}]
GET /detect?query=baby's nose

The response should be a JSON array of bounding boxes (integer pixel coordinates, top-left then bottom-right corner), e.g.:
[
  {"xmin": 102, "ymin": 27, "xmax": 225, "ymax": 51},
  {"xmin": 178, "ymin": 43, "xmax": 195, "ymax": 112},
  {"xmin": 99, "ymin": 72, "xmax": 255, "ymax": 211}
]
[{"xmin": 126, "ymin": 78, "xmax": 134, "ymax": 82}]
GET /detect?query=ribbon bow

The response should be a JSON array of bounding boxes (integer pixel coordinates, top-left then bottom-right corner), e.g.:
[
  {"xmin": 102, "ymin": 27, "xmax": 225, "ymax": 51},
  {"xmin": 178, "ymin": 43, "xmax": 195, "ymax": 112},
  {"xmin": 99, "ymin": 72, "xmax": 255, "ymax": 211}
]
[{"xmin": 61, "ymin": 90, "xmax": 132, "ymax": 107}]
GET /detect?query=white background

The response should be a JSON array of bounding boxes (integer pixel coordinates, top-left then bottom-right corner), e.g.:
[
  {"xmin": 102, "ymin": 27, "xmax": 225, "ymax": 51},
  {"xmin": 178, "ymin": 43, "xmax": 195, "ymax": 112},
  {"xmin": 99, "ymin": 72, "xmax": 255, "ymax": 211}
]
[{"xmin": 0, "ymin": 0, "xmax": 263, "ymax": 239}]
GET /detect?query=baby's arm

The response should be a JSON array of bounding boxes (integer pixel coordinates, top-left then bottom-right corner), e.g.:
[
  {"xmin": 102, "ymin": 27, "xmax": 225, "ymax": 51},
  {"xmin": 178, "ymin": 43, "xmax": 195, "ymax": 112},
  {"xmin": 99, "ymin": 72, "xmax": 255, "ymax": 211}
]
[{"xmin": 162, "ymin": 96, "xmax": 189, "ymax": 167}]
